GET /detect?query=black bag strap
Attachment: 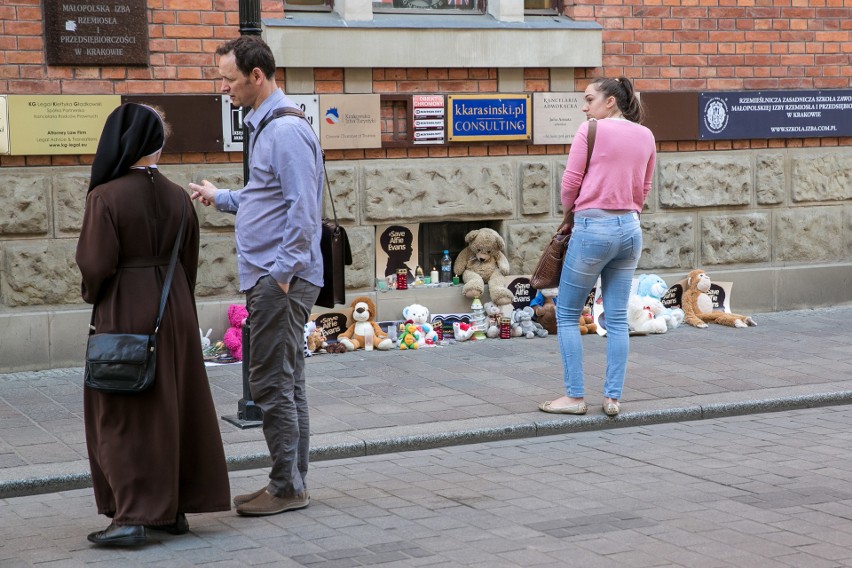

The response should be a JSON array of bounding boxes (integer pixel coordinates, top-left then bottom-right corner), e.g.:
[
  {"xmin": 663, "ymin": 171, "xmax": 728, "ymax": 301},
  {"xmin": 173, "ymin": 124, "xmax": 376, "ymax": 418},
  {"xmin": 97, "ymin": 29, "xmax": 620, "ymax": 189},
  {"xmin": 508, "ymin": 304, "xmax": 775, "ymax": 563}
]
[
  {"xmin": 250, "ymin": 106, "xmax": 338, "ymax": 229},
  {"xmin": 88, "ymin": 196, "xmax": 187, "ymax": 336}
]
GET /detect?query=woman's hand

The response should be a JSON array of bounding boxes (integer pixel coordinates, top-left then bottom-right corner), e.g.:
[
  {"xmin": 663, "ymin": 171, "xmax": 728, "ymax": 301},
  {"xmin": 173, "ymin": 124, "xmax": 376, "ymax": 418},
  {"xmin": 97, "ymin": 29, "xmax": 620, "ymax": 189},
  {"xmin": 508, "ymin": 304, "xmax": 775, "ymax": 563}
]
[{"xmin": 558, "ymin": 211, "xmax": 574, "ymax": 234}]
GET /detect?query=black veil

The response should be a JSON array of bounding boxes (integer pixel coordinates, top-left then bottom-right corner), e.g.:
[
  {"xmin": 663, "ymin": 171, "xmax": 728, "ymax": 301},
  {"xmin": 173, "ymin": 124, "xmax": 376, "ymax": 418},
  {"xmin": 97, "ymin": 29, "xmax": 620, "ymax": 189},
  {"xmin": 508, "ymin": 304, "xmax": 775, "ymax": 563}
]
[{"xmin": 88, "ymin": 103, "xmax": 164, "ymax": 192}]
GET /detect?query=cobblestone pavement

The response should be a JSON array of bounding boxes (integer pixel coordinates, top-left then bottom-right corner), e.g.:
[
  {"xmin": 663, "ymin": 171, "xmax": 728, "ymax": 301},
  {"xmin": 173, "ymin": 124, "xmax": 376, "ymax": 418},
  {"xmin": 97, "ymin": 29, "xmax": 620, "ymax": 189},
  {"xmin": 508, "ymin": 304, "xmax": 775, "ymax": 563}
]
[
  {"xmin": 2, "ymin": 307, "xmax": 852, "ymax": 497},
  {"xmin": 3, "ymin": 405, "xmax": 852, "ymax": 567}
]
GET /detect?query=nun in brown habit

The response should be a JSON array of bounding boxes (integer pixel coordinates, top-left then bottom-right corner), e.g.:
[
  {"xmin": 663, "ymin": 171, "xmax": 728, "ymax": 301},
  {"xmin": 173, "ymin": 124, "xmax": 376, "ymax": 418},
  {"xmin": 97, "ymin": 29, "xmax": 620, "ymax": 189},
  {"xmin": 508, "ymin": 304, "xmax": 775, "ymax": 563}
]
[{"xmin": 76, "ymin": 103, "xmax": 230, "ymax": 547}]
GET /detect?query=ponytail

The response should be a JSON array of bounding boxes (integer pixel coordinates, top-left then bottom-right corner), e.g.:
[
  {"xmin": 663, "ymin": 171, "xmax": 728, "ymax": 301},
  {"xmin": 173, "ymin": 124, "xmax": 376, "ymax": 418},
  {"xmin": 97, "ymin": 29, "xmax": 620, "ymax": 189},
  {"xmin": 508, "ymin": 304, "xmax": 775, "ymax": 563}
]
[{"xmin": 589, "ymin": 76, "xmax": 645, "ymax": 123}]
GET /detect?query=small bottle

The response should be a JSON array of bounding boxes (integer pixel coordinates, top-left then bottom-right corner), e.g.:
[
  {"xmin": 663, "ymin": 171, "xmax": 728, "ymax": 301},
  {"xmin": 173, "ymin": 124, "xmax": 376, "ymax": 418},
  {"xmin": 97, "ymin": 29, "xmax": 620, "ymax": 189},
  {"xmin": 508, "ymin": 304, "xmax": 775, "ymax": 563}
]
[{"xmin": 440, "ymin": 250, "xmax": 452, "ymax": 283}]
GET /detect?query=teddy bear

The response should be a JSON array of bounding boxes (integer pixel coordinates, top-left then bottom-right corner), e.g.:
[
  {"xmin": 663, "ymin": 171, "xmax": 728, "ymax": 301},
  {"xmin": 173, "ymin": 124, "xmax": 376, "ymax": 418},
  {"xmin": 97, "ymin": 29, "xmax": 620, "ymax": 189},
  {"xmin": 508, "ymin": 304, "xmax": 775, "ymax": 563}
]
[
  {"xmin": 223, "ymin": 303, "xmax": 249, "ymax": 361},
  {"xmin": 579, "ymin": 306, "xmax": 598, "ymax": 335},
  {"xmin": 681, "ymin": 269, "xmax": 757, "ymax": 329},
  {"xmin": 627, "ymin": 295, "xmax": 668, "ymax": 334},
  {"xmin": 398, "ymin": 322, "xmax": 421, "ymax": 350},
  {"xmin": 482, "ymin": 301, "xmax": 503, "ymax": 338},
  {"xmin": 531, "ymin": 288, "xmax": 558, "ymax": 335},
  {"xmin": 401, "ymin": 303, "xmax": 439, "ymax": 346},
  {"xmin": 452, "ymin": 228, "xmax": 514, "ymax": 307},
  {"xmin": 512, "ymin": 306, "xmax": 549, "ymax": 338},
  {"xmin": 303, "ymin": 321, "xmax": 327, "ymax": 357},
  {"xmin": 452, "ymin": 321, "xmax": 475, "ymax": 341},
  {"xmin": 636, "ymin": 273, "xmax": 684, "ymax": 330},
  {"xmin": 338, "ymin": 296, "xmax": 394, "ymax": 351}
]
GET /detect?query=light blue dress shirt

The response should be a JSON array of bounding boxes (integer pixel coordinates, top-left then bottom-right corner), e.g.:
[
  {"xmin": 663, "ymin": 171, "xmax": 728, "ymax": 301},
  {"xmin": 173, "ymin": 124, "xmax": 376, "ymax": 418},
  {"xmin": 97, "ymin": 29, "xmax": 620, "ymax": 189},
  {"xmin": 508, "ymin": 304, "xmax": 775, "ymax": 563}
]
[{"xmin": 215, "ymin": 89, "xmax": 325, "ymax": 292}]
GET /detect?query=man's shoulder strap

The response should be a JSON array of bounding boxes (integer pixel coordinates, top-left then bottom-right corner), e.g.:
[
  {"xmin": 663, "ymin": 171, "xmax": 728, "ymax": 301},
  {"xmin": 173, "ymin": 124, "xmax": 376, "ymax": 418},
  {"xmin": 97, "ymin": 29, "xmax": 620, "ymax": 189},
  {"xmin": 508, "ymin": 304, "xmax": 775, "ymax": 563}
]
[{"xmin": 252, "ymin": 106, "xmax": 323, "ymax": 159}]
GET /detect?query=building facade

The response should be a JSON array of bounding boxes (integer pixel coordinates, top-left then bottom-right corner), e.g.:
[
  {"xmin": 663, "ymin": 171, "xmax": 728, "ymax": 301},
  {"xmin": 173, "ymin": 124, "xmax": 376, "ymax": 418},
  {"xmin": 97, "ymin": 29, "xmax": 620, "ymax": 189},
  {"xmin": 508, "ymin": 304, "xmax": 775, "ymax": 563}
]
[{"xmin": 1, "ymin": 0, "xmax": 851, "ymax": 371}]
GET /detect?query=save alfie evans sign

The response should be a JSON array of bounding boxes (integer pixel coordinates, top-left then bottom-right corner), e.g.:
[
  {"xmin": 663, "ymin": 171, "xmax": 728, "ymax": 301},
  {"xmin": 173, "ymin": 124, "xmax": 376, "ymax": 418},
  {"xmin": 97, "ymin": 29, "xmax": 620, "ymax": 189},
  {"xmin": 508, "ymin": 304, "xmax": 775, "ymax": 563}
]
[{"xmin": 44, "ymin": 0, "xmax": 149, "ymax": 66}]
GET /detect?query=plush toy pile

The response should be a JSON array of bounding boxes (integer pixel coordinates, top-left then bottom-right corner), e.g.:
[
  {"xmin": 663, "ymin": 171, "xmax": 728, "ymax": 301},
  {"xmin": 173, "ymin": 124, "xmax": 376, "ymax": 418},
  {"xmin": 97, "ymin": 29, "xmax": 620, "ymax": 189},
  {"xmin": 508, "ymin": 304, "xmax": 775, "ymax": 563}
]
[{"xmin": 401, "ymin": 303, "xmax": 438, "ymax": 346}]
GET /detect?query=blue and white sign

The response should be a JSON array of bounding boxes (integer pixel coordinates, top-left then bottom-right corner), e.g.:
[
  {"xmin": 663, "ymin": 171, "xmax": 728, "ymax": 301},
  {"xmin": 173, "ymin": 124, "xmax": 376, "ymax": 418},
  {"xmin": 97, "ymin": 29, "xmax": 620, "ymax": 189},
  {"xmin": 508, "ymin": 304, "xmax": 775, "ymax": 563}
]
[
  {"xmin": 448, "ymin": 95, "xmax": 531, "ymax": 142},
  {"xmin": 699, "ymin": 90, "xmax": 852, "ymax": 140}
]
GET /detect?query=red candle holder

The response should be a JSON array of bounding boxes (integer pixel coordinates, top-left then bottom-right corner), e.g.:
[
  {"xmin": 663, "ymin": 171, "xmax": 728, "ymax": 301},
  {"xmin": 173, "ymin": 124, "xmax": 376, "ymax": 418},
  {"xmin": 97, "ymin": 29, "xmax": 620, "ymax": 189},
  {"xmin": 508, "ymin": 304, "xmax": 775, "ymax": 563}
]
[{"xmin": 396, "ymin": 269, "xmax": 408, "ymax": 290}]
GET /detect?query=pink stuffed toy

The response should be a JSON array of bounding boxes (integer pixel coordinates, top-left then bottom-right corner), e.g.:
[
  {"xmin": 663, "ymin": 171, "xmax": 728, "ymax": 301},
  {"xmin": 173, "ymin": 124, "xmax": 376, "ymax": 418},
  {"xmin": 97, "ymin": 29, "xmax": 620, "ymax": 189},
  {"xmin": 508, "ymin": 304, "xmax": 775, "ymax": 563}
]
[{"xmin": 223, "ymin": 304, "xmax": 248, "ymax": 361}]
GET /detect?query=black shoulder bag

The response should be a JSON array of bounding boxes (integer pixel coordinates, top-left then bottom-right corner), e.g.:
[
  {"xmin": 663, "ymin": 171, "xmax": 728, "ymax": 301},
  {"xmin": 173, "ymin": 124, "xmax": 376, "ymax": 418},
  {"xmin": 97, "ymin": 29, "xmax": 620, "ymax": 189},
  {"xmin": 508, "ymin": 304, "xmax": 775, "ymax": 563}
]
[
  {"xmin": 84, "ymin": 197, "xmax": 187, "ymax": 394},
  {"xmin": 253, "ymin": 107, "xmax": 352, "ymax": 308}
]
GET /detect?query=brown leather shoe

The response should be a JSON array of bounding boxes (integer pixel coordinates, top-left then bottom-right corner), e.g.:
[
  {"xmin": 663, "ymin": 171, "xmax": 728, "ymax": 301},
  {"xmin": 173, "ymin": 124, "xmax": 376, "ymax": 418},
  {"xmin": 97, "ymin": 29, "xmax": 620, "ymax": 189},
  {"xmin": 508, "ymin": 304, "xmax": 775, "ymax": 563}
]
[
  {"xmin": 236, "ymin": 490, "xmax": 310, "ymax": 517},
  {"xmin": 233, "ymin": 485, "xmax": 268, "ymax": 507}
]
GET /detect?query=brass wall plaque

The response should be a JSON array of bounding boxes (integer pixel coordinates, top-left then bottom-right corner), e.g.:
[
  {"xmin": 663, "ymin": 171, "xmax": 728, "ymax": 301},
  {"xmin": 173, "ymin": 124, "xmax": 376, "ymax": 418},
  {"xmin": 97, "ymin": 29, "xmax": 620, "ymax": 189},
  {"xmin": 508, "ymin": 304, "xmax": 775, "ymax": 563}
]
[
  {"xmin": 7, "ymin": 95, "xmax": 120, "ymax": 155},
  {"xmin": 43, "ymin": 0, "xmax": 149, "ymax": 66}
]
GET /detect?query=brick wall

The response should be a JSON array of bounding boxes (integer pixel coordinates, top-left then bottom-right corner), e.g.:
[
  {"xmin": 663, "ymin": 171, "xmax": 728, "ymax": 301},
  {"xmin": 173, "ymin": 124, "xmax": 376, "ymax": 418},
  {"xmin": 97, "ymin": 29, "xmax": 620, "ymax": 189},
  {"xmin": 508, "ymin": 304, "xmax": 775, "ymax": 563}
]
[{"xmin": 1, "ymin": 0, "xmax": 850, "ymax": 166}]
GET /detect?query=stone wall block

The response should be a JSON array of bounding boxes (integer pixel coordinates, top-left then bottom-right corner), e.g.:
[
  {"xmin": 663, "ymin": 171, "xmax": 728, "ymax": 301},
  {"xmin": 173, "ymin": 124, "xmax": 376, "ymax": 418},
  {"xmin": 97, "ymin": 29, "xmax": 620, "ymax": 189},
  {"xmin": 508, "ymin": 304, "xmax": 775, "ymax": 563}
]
[
  {"xmin": 53, "ymin": 173, "xmax": 89, "ymax": 235},
  {"xmin": 638, "ymin": 215, "xmax": 695, "ymax": 270},
  {"xmin": 342, "ymin": 226, "xmax": 375, "ymax": 290},
  {"xmin": 363, "ymin": 160, "xmax": 514, "ymax": 222},
  {"xmin": 845, "ymin": 206, "xmax": 852, "ymax": 259},
  {"xmin": 325, "ymin": 166, "xmax": 358, "ymax": 223},
  {"xmin": 190, "ymin": 169, "xmax": 242, "ymax": 228},
  {"xmin": 701, "ymin": 213, "xmax": 770, "ymax": 265},
  {"xmin": 506, "ymin": 222, "xmax": 562, "ymax": 275},
  {"xmin": 658, "ymin": 155, "xmax": 752, "ymax": 208},
  {"xmin": 520, "ymin": 161, "xmax": 550, "ymax": 215},
  {"xmin": 775, "ymin": 207, "xmax": 843, "ymax": 262},
  {"xmin": 0, "ymin": 175, "xmax": 50, "ymax": 235},
  {"xmin": 2, "ymin": 240, "xmax": 80, "ymax": 306},
  {"xmin": 756, "ymin": 153, "xmax": 785, "ymax": 205},
  {"xmin": 791, "ymin": 153, "xmax": 852, "ymax": 203},
  {"xmin": 195, "ymin": 236, "xmax": 240, "ymax": 297}
]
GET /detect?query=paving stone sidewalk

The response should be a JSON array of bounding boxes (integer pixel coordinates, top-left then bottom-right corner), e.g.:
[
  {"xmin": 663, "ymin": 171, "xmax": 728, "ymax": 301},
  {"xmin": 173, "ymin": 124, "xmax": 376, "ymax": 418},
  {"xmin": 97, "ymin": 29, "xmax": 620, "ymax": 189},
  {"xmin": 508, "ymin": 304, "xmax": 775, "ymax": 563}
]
[
  {"xmin": 3, "ymin": 405, "xmax": 852, "ymax": 567},
  {"xmin": 1, "ymin": 307, "xmax": 851, "ymax": 498}
]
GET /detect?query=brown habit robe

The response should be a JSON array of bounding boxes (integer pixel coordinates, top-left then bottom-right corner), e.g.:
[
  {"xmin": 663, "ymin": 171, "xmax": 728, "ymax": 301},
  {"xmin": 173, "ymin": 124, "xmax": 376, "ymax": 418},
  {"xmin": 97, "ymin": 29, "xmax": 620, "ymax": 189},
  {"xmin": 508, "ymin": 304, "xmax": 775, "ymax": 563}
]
[{"xmin": 76, "ymin": 168, "xmax": 230, "ymax": 525}]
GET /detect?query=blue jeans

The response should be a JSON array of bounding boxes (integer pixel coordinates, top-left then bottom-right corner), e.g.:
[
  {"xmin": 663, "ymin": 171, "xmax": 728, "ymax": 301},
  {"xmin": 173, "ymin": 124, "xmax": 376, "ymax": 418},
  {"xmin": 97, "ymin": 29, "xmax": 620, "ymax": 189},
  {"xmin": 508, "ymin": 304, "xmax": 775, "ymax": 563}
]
[{"xmin": 556, "ymin": 212, "xmax": 642, "ymax": 400}]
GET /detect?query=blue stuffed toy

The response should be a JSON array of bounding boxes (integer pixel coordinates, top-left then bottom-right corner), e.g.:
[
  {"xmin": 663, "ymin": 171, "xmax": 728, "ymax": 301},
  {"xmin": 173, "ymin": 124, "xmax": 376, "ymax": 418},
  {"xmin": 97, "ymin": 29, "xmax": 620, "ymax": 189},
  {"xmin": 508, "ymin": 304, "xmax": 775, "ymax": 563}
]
[{"xmin": 635, "ymin": 274, "xmax": 684, "ymax": 330}]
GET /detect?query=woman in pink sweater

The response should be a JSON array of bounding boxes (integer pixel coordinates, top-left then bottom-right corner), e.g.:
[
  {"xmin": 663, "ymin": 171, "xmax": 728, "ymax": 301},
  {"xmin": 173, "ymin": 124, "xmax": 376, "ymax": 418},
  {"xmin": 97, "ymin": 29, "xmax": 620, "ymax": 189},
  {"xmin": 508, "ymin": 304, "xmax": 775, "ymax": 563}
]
[{"xmin": 539, "ymin": 77, "xmax": 656, "ymax": 417}]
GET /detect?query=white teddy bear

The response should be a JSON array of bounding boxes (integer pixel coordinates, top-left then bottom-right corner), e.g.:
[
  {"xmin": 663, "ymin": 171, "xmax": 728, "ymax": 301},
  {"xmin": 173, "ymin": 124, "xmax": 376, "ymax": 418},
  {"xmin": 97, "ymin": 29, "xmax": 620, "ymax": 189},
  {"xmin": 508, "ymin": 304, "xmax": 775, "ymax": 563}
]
[
  {"xmin": 402, "ymin": 303, "xmax": 439, "ymax": 346},
  {"xmin": 627, "ymin": 295, "xmax": 668, "ymax": 334},
  {"xmin": 635, "ymin": 274, "xmax": 684, "ymax": 330}
]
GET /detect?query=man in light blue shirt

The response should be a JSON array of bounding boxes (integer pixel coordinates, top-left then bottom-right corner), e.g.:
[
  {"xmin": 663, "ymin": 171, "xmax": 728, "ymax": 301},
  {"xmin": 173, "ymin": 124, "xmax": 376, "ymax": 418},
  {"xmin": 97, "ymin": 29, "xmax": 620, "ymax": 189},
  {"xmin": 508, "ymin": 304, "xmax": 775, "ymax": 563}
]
[{"xmin": 190, "ymin": 35, "xmax": 323, "ymax": 517}]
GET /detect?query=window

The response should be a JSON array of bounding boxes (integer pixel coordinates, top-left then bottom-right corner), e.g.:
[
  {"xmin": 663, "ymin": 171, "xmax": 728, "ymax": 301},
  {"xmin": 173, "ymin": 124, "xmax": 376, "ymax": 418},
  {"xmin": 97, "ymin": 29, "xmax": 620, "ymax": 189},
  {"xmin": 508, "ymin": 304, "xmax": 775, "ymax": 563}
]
[
  {"xmin": 524, "ymin": 0, "xmax": 560, "ymax": 15},
  {"xmin": 284, "ymin": 0, "xmax": 332, "ymax": 12},
  {"xmin": 418, "ymin": 220, "xmax": 500, "ymax": 275},
  {"xmin": 373, "ymin": 0, "xmax": 484, "ymax": 14}
]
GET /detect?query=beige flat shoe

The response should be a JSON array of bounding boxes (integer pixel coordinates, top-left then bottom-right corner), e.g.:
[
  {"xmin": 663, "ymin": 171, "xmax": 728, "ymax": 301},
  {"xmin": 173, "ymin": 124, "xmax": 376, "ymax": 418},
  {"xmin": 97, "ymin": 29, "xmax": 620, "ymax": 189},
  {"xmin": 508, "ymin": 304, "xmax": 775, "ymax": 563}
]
[
  {"xmin": 539, "ymin": 400, "xmax": 587, "ymax": 415},
  {"xmin": 603, "ymin": 401, "xmax": 620, "ymax": 416}
]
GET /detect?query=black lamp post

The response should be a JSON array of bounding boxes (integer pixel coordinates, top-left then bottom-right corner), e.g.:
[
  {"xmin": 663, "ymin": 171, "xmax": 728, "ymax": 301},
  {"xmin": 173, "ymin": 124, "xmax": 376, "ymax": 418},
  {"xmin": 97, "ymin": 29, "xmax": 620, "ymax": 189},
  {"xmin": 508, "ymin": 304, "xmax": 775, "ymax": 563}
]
[{"xmin": 222, "ymin": 0, "xmax": 264, "ymax": 429}]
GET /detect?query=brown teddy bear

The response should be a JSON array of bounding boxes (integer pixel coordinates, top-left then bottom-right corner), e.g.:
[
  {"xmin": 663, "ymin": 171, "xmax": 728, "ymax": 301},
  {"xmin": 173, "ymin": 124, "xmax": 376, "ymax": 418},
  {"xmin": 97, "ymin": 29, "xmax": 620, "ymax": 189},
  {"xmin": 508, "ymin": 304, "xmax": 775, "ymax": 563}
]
[
  {"xmin": 682, "ymin": 269, "xmax": 756, "ymax": 329},
  {"xmin": 337, "ymin": 296, "xmax": 394, "ymax": 350},
  {"xmin": 579, "ymin": 306, "xmax": 598, "ymax": 335},
  {"xmin": 453, "ymin": 228, "xmax": 514, "ymax": 306}
]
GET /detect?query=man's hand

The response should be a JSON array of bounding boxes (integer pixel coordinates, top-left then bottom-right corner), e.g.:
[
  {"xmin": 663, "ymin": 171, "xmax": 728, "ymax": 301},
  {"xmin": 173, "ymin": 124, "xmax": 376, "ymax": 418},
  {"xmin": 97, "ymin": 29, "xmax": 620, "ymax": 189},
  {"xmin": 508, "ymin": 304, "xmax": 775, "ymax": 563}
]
[{"xmin": 189, "ymin": 180, "xmax": 218, "ymax": 207}]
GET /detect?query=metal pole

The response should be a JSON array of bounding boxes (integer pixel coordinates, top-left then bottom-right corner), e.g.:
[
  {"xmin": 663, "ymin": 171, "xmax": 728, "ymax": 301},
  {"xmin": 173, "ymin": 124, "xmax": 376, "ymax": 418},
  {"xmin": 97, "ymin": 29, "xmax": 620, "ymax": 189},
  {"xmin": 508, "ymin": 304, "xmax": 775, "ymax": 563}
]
[{"xmin": 222, "ymin": 0, "xmax": 265, "ymax": 429}]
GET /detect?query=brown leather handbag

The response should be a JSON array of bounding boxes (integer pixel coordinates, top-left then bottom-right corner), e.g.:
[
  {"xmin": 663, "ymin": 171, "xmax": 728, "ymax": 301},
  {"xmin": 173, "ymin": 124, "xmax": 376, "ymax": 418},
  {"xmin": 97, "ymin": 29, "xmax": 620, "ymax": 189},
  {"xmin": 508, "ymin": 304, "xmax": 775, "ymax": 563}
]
[{"xmin": 530, "ymin": 119, "xmax": 597, "ymax": 290}]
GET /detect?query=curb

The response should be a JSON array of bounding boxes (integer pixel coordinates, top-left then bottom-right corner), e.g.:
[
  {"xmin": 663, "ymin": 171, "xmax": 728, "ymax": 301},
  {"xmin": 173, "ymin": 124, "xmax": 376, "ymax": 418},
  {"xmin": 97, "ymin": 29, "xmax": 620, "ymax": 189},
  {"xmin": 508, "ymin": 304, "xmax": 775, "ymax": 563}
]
[{"xmin": 3, "ymin": 391, "xmax": 850, "ymax": 500}]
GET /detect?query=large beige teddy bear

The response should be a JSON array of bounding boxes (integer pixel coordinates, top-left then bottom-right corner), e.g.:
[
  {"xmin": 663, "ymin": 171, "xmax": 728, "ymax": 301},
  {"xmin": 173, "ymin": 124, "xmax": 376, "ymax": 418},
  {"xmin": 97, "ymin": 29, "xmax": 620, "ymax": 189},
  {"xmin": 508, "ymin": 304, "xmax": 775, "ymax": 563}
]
[{"xmin": 453, "ymin": 228, "xmax": 514, "ymax": 306}]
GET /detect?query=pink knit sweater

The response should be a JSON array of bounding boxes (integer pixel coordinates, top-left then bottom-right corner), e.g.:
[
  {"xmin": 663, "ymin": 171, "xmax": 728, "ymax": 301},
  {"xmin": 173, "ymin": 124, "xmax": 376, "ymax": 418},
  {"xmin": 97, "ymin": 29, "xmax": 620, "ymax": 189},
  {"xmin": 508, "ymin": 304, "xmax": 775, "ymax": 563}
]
[{"xmin": 561, "ymin": 118, "xmax": 656, "ymax": 214}]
